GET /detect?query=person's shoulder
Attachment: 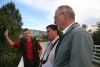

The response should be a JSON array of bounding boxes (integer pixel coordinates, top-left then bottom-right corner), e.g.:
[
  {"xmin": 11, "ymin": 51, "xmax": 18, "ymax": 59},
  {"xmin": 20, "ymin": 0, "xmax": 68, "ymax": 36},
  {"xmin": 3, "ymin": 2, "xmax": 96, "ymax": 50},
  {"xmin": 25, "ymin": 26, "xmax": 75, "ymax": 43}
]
[
  {"xmin": 19, "ymin": 37, "xmax": 25, "ymax": 41},
  {"xmin": 73, "ymin": 27, "xmax": 91, "ymax": 38},
  {"xmin": 72, "ymin": 26, "xmax": 87, "ymax": 33},
  {"xmin": 31, "ymin": 37, "xmax": 38, "ymax": 41}
]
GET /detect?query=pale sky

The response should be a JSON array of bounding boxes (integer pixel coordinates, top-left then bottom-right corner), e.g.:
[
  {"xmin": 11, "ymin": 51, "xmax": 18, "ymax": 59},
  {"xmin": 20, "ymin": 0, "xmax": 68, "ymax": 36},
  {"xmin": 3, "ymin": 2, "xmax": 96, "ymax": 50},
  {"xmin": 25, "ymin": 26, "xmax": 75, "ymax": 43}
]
[{"xmin": 0, "ymin": 0, "xmax": 100, "ymax": 31}]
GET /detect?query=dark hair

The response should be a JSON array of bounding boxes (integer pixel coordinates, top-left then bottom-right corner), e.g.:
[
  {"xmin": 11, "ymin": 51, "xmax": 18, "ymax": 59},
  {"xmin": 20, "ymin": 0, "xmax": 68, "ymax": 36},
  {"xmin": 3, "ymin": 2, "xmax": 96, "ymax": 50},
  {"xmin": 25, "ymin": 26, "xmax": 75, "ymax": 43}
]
[
  {"xmin": 23, "ymin": 28, "xmax": 30, "ymax": 32},
  {"xmin": 46, "ymin": 24, "xmax": 59, "ymax": 35}
]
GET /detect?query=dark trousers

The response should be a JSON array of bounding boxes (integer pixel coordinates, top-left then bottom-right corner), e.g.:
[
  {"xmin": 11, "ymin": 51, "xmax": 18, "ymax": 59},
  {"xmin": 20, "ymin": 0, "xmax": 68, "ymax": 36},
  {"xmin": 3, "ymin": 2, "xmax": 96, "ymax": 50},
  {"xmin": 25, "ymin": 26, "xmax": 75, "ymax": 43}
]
[{"xmin": 24, "ymin": 59, "xmax": 37, "ymax": 67}]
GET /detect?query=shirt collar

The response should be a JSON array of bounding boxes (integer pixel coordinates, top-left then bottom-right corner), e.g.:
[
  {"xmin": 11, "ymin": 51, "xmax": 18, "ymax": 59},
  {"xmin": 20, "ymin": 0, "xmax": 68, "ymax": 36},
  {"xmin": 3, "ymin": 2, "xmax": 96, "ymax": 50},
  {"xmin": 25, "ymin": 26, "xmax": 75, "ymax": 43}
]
[
  {"xmin": 62, "ymin": 22, "xmax": 76, "ymax": 35},
  {"xmin": 52, "ymin": 36, "xmax": 59, "ymax": 44}
]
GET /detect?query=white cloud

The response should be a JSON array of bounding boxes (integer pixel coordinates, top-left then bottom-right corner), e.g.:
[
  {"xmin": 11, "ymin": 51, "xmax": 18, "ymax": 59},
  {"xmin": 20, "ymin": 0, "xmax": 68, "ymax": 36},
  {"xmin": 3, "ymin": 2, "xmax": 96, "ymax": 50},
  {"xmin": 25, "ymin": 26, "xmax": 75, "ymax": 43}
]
[
  {"xmin": 15, "ymin": 0, "xmax": 56, "ymax": 12},
  {"xmin": 15, "ymin": 0, "xmax": 100, "ymax": 28},
  {"xmin": 22, "ymin": 15, "xmax": 52, "ymax": 31},
  {"xmin": 60, "ymin": 0, "xmax": 100, "ymax": 25},
  {"xmin": 45, "ymin": 0, "xmax": 100, "ymax": 25}
]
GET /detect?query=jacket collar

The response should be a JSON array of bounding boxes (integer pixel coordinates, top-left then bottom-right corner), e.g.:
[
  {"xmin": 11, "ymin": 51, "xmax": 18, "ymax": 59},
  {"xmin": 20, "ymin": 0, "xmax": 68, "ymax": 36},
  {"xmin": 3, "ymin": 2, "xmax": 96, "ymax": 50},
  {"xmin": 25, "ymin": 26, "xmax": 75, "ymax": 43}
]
[{"xmin": 64, "ymin": 23, "xmax": 80, "ymax": 35}]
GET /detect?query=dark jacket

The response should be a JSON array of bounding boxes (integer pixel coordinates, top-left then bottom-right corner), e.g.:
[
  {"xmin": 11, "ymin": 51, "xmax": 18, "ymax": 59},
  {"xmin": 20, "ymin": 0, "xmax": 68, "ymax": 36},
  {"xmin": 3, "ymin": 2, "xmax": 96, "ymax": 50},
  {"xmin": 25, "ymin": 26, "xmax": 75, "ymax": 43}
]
[{"xmin": 20, "ymin": 37, "xmax": 40, "ymax": 67}]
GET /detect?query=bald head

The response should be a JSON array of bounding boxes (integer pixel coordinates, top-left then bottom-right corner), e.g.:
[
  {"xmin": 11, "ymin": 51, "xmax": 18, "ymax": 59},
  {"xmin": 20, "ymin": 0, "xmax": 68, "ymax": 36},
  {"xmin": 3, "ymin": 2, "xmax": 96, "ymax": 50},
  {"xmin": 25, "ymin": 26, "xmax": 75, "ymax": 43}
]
[
  {"xmin": 54, "ymin": 5, "xmax": 75, "ymax": 30},
  {"xmin": 56, "ymin": 5, "xmax": 75, "ymax": 19}
]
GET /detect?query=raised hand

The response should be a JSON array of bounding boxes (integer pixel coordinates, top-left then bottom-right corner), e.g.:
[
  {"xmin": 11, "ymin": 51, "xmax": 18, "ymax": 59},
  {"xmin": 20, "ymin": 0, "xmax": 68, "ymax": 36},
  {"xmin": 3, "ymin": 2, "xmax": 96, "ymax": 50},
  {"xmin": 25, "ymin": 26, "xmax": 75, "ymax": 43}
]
[{"xmin": 4, "ymin": 29, "xmax": 9, "ymax": 37}]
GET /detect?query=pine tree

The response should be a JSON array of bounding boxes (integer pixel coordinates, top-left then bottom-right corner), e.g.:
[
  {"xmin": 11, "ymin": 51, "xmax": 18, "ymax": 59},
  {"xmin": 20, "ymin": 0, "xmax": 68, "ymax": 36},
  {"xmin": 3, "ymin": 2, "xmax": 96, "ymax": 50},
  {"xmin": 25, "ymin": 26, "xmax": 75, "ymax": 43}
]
[{"xmin": 0, "ymin": 2, "xmax": 23, "ymax": 67}]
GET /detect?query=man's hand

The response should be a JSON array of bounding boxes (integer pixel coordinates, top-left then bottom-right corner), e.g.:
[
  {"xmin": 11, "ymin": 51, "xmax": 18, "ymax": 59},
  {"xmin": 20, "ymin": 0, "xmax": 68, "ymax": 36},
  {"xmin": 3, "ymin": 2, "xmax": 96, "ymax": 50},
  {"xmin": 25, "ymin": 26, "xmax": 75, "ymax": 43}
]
[
  {"xmin": 4, "ymin": 29, "xmax": 14, "ymax": 46},
  {"xmin": 4, "ymin": 29, "xmax": 9, "ymax": 37}
]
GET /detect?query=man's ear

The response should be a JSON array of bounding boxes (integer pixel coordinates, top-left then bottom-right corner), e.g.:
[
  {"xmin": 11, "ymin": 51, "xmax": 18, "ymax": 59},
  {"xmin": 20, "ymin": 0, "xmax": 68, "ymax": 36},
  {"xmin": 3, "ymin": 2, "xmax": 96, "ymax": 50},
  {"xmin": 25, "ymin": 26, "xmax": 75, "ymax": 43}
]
[{"xmin": 55, "ymin": 30, "xmax": 57, "ymax": 34}]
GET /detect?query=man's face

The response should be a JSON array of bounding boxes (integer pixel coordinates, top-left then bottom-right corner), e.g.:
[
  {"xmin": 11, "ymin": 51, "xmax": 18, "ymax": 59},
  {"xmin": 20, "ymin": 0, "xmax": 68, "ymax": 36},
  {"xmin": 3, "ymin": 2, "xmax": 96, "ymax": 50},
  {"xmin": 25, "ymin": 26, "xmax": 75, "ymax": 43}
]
[
  {"xmin": 23, "ymin": 31, "xmax": 31, "ymax": 40},
  {"xmin": 54, "ymin": 10, "xmax": 65, "ymax": 30},
  {"xmin": 46, "ymin": 27, "xmax": 57, "ymax": 41}
]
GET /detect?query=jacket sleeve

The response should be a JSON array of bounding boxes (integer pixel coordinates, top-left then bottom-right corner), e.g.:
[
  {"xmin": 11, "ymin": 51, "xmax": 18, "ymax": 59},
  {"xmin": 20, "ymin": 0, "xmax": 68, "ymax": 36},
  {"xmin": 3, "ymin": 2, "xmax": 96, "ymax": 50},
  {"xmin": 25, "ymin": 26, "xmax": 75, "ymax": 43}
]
[{"xmin": 69, "ymin": 31, "xmax": 93, "ymax": 67}]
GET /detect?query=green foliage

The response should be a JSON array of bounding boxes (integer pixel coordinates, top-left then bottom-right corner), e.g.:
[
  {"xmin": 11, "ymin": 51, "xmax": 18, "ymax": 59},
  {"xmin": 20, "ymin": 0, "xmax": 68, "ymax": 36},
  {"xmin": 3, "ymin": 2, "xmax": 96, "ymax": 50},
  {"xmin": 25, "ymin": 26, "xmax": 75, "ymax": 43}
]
[
  {"xmin": 0, "ymin": 50, "xmax": 21, "ymax": 67},
  {"xmin": 0, "ymin": 34, "xmax": 5, "ymax": 46},
  {"xmin": 0, "ymin": 2, "xmax": 23, "ymax": 38},
  {"xmin": 0, "ymin": 2, "xmax": 23, "ymax": 67},
  {"xmin": 92, "ymin": 24, "xmax": 100, "ymax": 45},
  {"xmin": 0, "ymin": 42, "xmax": 22, "ymax": 67}
]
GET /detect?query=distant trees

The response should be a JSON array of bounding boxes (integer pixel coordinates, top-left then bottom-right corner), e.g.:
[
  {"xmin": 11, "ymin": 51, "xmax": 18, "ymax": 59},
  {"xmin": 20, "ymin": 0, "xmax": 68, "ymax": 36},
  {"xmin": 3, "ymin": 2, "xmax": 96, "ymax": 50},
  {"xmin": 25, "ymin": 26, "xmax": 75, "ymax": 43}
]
[
  {"xmin": 0, "ymin": 2, "xmax": 23, "ymax": 67},
  {"xmin": 92, "ymin": 24, "xmax": 100, "ymax": 45},
  {"xmin": 82, "ymin": 23, "xmax": 100, "ymax": 45}
]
